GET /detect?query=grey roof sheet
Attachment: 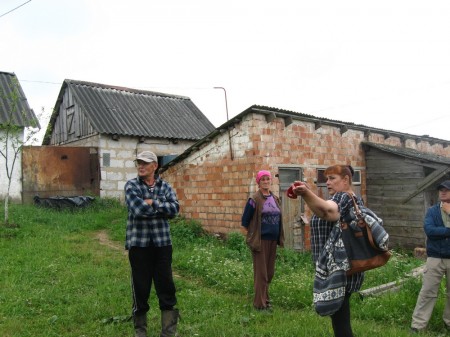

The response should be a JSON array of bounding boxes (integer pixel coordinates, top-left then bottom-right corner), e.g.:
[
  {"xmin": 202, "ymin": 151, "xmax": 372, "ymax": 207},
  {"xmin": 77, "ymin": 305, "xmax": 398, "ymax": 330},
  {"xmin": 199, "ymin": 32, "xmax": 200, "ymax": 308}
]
[
  {"xmin": 362, "ymin": 141, "xmax": 450, "ymax": 164},
  {"xmin": 56, "ymin": 79, "xmax": 215, "ymax": 139},
  {"xmin": 0, "ymin": 71, "xmax": 39, "ymax": 128},
  {"xmin": 160, "ymin": 105, "xmax": 450, "ymax": 173},
  {"xmin": 247, "ymin": 105, "xmax": 449, "ymax": 143}
]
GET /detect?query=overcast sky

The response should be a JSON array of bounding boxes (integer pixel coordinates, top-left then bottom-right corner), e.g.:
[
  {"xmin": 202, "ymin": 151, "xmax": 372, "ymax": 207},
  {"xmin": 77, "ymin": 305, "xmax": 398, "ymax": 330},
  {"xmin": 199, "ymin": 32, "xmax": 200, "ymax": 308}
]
[{"xmin": 1, "ymin": 0, "xmax": 449, "ymax": 142}]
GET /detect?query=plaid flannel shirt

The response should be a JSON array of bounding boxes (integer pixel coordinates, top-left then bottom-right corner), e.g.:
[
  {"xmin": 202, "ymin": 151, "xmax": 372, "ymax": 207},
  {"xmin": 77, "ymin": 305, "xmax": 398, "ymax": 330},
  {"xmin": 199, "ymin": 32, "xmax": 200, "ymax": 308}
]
[
  {"xmin": 124, "ymin": 175, "xmax": 179, "ymax": 249},
  {"xmin": 310, "ymin": 192, "xmax": 364, "ymax": 293}
]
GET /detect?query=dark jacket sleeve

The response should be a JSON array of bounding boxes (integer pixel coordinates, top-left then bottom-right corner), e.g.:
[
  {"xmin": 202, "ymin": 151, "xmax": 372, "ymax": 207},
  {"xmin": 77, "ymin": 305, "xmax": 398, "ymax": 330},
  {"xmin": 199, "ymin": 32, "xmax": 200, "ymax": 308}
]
[
  {"xmin": 241, "ymin": 199, "xmax": 255, "ymax": 228},
  {"xmin": 424, "ymin": 205, "xmax": 450, "ymax": 239}
]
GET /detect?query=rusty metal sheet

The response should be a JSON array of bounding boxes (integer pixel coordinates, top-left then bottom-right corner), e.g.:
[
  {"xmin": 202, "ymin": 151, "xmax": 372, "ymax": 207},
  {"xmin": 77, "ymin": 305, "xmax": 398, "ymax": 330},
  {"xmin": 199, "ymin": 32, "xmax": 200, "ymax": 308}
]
[{"xmin": 22, "ymin": 146, "xmax": 100, "ymax": 204}]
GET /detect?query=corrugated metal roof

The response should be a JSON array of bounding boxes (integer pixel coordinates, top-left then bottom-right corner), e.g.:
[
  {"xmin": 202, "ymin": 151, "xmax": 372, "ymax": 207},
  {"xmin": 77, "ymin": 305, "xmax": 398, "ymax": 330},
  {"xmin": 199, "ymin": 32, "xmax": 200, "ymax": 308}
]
[
  {"xmin": 0, "ymin": 71, "xmax": 39, "ymax": 128},
  {"xmin": 248, "ymin": 105, "xmax": 449, "ymax": 143},
  {"xmin": 159, "ymin": 105, "xmax": 450, "ymax": 173},
  {"xmin": 52, "ymin": 79, "xmax": 215, "ymax": 140},
  {"xmin": 362, "ymin": 141, "xmax": 450, "ymax": 164}
]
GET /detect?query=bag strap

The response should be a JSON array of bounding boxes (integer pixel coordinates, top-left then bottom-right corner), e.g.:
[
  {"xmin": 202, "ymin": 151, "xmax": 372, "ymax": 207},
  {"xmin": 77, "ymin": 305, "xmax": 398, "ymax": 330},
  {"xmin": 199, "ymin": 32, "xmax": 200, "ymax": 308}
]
[
  {"xmin": 346, "ymin": 192, "xmax": 362, "ymax": 219},
  {"xmin": 345, "ymin": 192, "xmax": 380, "ymax": 251}
]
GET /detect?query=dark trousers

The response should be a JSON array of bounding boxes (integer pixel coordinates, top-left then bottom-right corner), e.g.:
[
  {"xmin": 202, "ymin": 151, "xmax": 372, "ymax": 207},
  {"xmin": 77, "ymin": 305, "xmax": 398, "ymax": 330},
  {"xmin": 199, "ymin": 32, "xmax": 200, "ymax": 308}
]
[
  {"xmin": 331, "ymin": 293, "xmax": 353, "ymax": 337},
  {"xmin": 128, "ymin": 245, "xmax": 177, "ymax": 316},
  {"xmin": 251, "ymin": 239, "xmax": 277, "ymax": 309}
]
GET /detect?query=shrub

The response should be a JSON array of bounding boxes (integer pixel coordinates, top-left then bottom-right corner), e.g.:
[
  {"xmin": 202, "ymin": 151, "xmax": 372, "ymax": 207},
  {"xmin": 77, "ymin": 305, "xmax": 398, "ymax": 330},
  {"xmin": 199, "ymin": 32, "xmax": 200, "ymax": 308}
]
[
  {"xmin": 171, "ymin": 216, "xmax": 208, "ymax": 247},
  {"xmin": 225, "ymin": 231, "xmax": 247, "ymax": 253}
]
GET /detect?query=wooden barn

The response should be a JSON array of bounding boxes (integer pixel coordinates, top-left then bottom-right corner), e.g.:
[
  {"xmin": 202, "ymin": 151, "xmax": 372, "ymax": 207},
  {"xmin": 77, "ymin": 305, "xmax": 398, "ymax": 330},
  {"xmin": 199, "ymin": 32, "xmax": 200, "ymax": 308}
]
[
  {"xmin": 363, "ymin": 142, "xmax": 450, "ymax": 249},
  {"xmin": 32, "ymin": 79, "xmax": 215, "ymax": 201}
]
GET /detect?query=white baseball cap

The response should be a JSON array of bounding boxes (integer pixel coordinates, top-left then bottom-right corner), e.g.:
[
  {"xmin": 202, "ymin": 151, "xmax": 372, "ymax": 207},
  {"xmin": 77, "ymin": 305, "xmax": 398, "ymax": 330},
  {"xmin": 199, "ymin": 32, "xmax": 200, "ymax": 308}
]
[{"xmin": 136, "ymin": 151, "xmax": 157, "ymax": 163}]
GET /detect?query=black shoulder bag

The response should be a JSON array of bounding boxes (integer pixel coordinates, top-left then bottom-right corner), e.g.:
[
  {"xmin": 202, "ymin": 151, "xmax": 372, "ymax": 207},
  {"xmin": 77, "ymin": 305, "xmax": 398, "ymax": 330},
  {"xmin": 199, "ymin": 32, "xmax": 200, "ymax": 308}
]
[{"xmin": 340, "ymin": 193, "xmax": 391, "ymax": 275}]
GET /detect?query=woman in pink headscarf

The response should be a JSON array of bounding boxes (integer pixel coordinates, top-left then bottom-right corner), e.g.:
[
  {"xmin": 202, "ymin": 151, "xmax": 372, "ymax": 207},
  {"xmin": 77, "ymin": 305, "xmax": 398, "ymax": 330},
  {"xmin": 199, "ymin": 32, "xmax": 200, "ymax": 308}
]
[{"xmin": 241, "ymin": 170, "xmax": 285, "ymax": 310}]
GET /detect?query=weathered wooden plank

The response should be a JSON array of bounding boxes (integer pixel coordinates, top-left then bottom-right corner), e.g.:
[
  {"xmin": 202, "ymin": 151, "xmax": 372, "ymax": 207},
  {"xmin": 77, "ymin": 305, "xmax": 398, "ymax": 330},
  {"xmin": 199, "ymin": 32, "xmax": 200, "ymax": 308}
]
[
  {"xmin": 363, "ymin": 146, "xmax": 440, "ymax": 249},
  {"xmin": 369, "ymin": 202, "xmax": 423, "ymax": 209},
  {"xmin": 359, "ymin": 266, "xmax": 424, "ymax": 298}
]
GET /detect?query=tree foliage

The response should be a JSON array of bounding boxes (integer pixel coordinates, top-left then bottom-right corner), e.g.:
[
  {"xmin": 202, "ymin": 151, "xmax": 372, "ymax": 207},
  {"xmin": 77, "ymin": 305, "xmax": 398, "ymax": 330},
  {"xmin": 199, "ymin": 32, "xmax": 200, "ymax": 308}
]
[{"xmin": 0, "ymin": 76, "xmax": 40, "ymax": 225}]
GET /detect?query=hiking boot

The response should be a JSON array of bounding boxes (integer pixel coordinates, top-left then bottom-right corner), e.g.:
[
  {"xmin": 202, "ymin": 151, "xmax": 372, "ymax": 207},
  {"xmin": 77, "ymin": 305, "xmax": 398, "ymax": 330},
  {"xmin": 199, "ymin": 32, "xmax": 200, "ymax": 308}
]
[
  {"xmin": 160, "ymin": 309, "xmax": 179, "ymax": 337},
  {"xmin": 133, "ymin": 314, "xmax": 147, "ymax": 337}
]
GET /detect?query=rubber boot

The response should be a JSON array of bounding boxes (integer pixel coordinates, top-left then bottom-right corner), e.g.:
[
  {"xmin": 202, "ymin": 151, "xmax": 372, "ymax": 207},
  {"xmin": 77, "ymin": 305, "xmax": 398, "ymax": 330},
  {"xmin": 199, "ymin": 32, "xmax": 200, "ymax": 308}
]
[
  {"xmin": 133, "ymin": 314, "xmax": 147, "ymax": 337},
  {"xmin": 160, "ymin": 309, "xmax": 179, "ymax": 337}
]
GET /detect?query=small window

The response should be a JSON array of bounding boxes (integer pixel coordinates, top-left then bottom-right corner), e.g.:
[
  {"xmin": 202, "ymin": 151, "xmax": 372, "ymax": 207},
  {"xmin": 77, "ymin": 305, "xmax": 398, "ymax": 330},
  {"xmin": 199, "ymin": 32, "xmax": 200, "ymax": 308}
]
[
  {"xmin": 103, "ymin": 153, "xmax": 110, "ymax": 167},
  {"xmin": 278, "ymin": 168, "xmax": 301, "ymax": 189},
  {"xmin": 352, "ymin": 171, "xmax": 361, "ymax": 184},
  {"xmin": 317, "ymin": 168, "xmax": 361, "ymax": 185},
  {"xmin": 161, "ymin": 155, "xmax": 177, "ymax": 166},
  {"xmin": 66, "ymin": 105, "xmax": 75, "ymax": 136},
  {"xmin": 317, "ymin": 169, "xmax": 327, "ymax": 185}
]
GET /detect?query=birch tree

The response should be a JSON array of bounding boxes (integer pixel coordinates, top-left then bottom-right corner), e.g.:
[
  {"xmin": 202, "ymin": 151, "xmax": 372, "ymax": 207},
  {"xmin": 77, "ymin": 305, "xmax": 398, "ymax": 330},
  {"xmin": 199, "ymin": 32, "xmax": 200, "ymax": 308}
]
[{"xmin": 0, "ymin": 76, "xmax": 40, "ymax": 226}]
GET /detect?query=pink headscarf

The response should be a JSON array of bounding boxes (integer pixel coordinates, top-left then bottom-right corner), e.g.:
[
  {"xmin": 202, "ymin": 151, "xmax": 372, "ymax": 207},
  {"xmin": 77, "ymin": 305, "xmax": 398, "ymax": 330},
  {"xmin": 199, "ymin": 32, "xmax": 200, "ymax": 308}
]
[{"xmin": 256, "ymin": 170, "xmax": 272, "ymax": 184}]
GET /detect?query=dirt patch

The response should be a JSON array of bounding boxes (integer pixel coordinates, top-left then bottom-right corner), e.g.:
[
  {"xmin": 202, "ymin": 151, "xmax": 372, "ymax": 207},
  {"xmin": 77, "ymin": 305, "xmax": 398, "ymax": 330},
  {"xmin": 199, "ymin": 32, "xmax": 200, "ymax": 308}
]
[{"xmin": 95, "ymin": 230, "xmax": 127, "ymax": 255}]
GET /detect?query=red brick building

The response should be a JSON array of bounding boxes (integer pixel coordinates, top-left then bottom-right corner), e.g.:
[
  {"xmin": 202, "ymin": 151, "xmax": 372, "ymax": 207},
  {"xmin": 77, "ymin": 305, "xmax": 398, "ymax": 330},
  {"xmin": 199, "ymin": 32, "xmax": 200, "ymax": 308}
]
[{"xmin": 161, "ymin": 105, "xmax": 450, "ymax": 251}]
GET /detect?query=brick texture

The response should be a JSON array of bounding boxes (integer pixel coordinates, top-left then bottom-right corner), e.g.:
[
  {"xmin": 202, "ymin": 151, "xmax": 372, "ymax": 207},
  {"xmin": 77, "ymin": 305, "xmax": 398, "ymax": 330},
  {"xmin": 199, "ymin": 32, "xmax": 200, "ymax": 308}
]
[{"xmin": 163, "ymin": 112, "xmax": 450, "ymax": 239}]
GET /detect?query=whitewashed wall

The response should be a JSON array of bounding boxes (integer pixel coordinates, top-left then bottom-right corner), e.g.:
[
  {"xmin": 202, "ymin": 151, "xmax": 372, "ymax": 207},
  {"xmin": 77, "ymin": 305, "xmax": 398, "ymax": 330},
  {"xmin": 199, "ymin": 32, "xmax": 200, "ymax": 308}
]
[
  {"xmin": 65, "ymin": 134, "xmax": 195, "ymax": 202},
  {"xmin": 0, "ymin": 129, "xmax": 24, "ymax": 202}
]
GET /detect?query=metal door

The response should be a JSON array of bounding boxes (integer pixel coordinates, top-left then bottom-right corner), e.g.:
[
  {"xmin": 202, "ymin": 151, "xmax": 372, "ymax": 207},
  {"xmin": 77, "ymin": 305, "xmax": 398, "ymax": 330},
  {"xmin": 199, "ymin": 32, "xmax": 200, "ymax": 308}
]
[{"xmin": 22, "ymin": 146, "xmax": 100, "ymax": 204}]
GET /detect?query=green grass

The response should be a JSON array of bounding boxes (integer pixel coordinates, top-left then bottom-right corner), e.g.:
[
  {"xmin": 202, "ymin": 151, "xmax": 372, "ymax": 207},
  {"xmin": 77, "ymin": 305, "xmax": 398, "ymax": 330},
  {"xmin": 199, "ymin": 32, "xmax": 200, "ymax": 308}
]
[{"xmin": 0, "ymin": 201, "xmax": 447, "ymax": 336}]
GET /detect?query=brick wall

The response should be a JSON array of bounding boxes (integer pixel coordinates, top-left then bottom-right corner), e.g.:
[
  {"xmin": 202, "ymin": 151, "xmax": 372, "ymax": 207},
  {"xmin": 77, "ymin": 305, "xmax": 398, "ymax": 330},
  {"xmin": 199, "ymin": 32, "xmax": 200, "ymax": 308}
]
[{"xmin": 163, "ymin": 112, "xmax": 450, "ymax": 235}]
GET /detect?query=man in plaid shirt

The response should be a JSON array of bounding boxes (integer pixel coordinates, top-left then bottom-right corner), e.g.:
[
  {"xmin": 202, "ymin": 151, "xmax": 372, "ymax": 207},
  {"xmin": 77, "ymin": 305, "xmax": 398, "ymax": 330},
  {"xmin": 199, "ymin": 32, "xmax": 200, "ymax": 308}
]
[{"xmin": 125, "ymin": 151, "xmax": 180, "ymax": 337}]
